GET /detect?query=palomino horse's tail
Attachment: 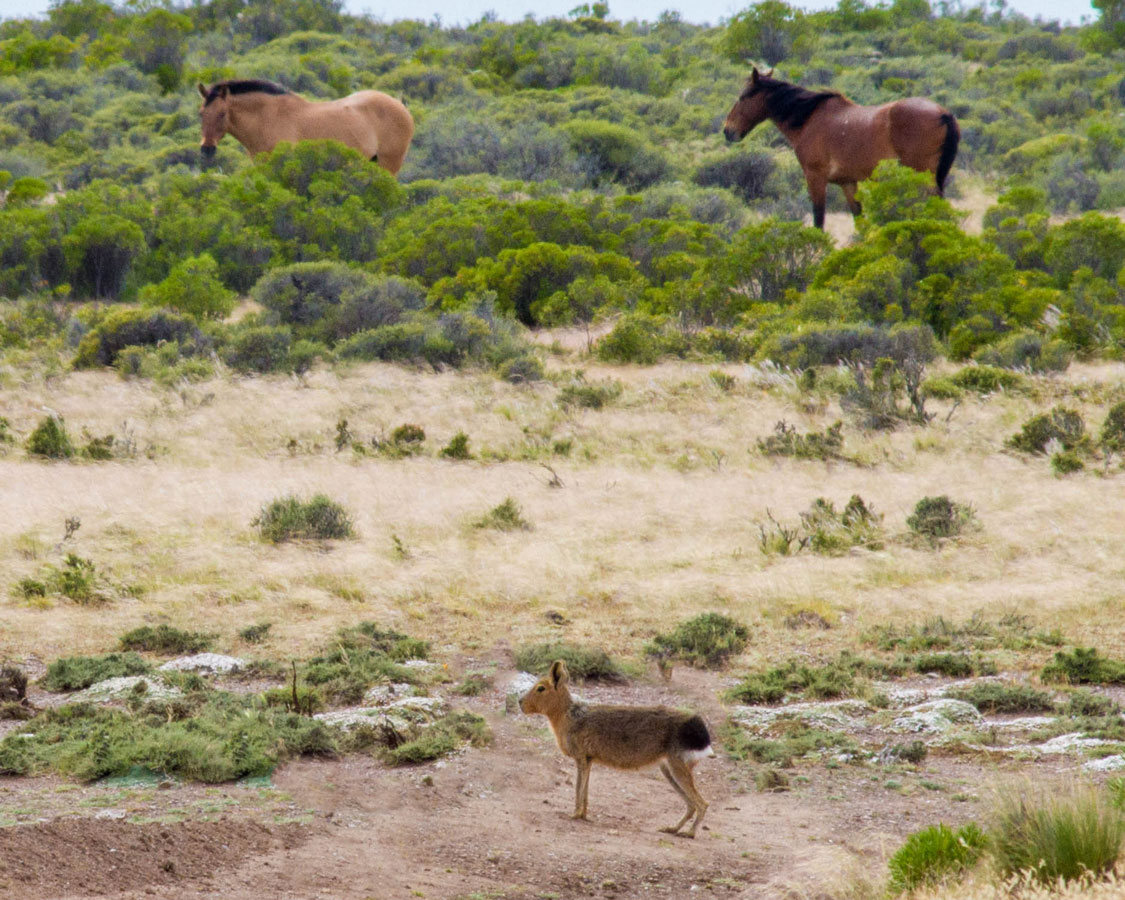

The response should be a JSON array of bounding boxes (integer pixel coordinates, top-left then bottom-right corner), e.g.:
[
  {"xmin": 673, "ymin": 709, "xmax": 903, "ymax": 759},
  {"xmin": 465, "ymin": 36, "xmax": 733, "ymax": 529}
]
[{"xmin": 935, "ymin": 112, "xmax": 960, "ymax": 197}]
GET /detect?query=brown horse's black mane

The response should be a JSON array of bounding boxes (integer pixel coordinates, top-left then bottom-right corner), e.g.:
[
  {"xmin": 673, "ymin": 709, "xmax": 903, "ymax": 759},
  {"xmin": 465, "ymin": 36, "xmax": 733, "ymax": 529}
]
[
  {"xmin": 745, "ymin": 75, "xmax": 841, "ymax": 129},
  {"xmin": 204, "ymin": 79, "xmax": 290, "ymax": 106}
]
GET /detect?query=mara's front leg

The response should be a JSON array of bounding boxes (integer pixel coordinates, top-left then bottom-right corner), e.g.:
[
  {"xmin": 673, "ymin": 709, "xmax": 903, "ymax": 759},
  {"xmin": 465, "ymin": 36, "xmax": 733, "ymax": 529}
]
[{"xmin": 573, "ymin": 757, "xmax": 591, "ymax": 819}]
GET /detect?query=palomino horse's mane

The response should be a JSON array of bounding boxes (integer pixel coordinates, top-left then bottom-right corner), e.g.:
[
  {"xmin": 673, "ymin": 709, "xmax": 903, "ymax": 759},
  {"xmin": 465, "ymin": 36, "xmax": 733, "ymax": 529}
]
[
  {"xmin": 203, "ymin": 79, "xmax": 290, "ymax": 106},
  {"xmin": 744, "ymin": 75, "xmax": 841, "ymax": 129}
]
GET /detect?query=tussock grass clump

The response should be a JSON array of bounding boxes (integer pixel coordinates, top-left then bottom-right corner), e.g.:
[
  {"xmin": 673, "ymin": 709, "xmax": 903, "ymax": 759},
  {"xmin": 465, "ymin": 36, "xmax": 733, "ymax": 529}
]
[
  {"xmin": 907, "ymin": 496, "xmax": 976, "ymax": 542},
  {"xmin": 556, "ymin": 380, "xmax": 623, "ymax": 410},
  {"xmin": 756, "ymin": 420, "xmax": 844, "ymax": 460},
  {"xmin": 1042, "ymin": 648, "xmax": 1125, "ymax": 685},
  {"xmin": 0, "ymin": 693, "xmax": 337, "ymax": 781},
  {"xmin": 118, "ymin": 625, "xmax": 212, "ymax": 655},
  {"xmin": 644, "ymin": 612, "xmax": 749, "ymax": 671},
  {"xmin": 949, "ymin": 365, "xmax": 1028, "ymax": 395},
  {"xmin": 991, "ymin": 785, "xmax": 1125, "ymax": 885},
  {"xmin": 453, "ymin": 671, "xmax": 493, "ymax": 696},
  {"xmin": 303, "ymin": 622, "xmax": 428, "ymax": 704},
  {"xmin": 239, "ymin": 622, "xmax": 273, "ymax": 644},
  {"xmin": 1101, "ymin": 401, "xmax": 1125, "ymax": 456},
  {"xmin": 26, "ymin": 415, "xmax": 74, "ymax": 459},
  {"xmin": 41, "ymin": 652, "xmax": 151, "ymax": 692},
  {"xmin": 888, "ymin": 822, "xmax": 987, "ymax": 893},
  {"xmin": 378, "ymin": 423, "xmax": 426, "ymax": 457},
  {"xmin": 1052, "ymin": 449, "xmax": 1086, "ymax": 475},
  {"xmin": 385, "ymin": 711, "xmax": 491, "ymax": 766},
  {"xmin": 17, "ymin": 553, "xmax": 109, "ymax": 605},
  {"xmin": 1065, "ymin": 690, "xmax": 1121, "ymax": 718},
  {"xmin": 1007, "ymin": 406, "xmax": 1088, "ymax": 455},
  {"xmin": 946, "ymin": 682, "xmax": 1056, "ymax": 714},
  {"xmin": 472, "ymin": 497, "xmax": 531, "ymax": 532},
  {"xmin": 722, "ymin": 719, "xmax": 856, "ymax": 768},
  {"xmin": 910, "ymin": 652, "xmax": 996, "ymax": 678},
  {"xmin": 867, "ymin": 614, "xmax": 1062, "ymax": 654},
  {"xmin": 254, "ymin": 494, "xmax": 355, "ymax": 543},
  {"xmin": 440, "ymin": 431, "xmax": 472, "ymax": 460},
  {"xmin": 514, "ymin": 643, "xmax": 624, "ymax": 682},
  {"xmin": 727, "ymin": 652, "xmax": 889, "ymax": 705},
  {"xmin": 801, "ymin": 495, "xmax": 884, "ymax": 554}
]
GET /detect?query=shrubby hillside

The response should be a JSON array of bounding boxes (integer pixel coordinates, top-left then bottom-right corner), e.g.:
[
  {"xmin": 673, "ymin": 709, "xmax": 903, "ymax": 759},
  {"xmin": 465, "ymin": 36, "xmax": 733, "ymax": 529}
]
[{"xmin": 3, "ymin": 0, "xmax": 1125, "ymax": 375}]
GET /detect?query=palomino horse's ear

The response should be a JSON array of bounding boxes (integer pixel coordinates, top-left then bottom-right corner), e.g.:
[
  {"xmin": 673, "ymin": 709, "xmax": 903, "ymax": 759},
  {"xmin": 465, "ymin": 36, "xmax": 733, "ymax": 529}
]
[{"xmin": 197, "ymin": 83, "xmax": 209, "ymax": 99}]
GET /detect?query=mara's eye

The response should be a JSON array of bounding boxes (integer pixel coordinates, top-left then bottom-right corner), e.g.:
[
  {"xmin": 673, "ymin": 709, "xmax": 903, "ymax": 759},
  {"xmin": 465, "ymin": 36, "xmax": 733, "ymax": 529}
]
[{"xmin": 536, "ymin": 685, "xmax": 546, "ymax": 692}]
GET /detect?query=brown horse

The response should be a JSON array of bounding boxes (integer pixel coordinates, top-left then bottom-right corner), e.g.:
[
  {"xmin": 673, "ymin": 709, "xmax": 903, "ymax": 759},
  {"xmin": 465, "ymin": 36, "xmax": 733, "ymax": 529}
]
[
  {"xmin": 723, "ymin": 68, "xmax": 959, "ymax": 230},
  {"xmin": 197, "ymin": 79, "xmax": 414, "ymax": 175}
]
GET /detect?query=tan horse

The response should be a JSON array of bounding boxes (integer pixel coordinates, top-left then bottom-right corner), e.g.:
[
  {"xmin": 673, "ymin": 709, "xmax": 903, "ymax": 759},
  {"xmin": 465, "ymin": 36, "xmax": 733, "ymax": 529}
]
[
  {"xmin": 723, "ymin": 68, "xmax": 960, "ymax": 229},
  {"xmin": 197, "ymin": 79, "xmax": 414, "ymax": 175}
]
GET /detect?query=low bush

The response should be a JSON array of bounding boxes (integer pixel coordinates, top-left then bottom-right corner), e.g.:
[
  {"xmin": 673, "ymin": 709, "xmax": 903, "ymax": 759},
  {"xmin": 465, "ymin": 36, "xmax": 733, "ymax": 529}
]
[
  {"xmin": 26, "ymin": 415, "xmax": 73, "ymax": 459},
  {"xmin": 1042, "ymin": 648, "xmax": 1125, "ymax": 685},
  {"xmin": 973, "ymin": 330, "xmax": 1071, "ymax": 373},
  {"xmin": 514, "ymin": 643, "xmax": 624, "ymax": 682},
  {"xmin": 907, "ymin": 496, "xmax": 976, "ymax": 541},
  {"xmin": 19, "ymin": 553, "xmax": 107, "ymax": 604},
  {"xmin": 756, "ymin": 421, "xmax": 844, "ymax": 460},
  {"xmin": 722, "ymin": 719, "xmax": 856, "ymax": 768},
  {"xmin": 888, "ymin": 822, "xmax": 987, "ymax": 893},
  {"xmin": 1064, "ymin": 690, "xmax": 1121, "ymax": 718},
  {"xmin": 440, "ymin": 431, "xmax": 472, "ymax": 460},
  {"xmin": 222, "ymin": 325, "xmax": 293, "ymax": 374},
  {"xmin": 1051, "ymin": 449, "xmax": 1085, "ymax": 475},
  {"xmin": 644, "ymin": 612, "xmax": 749, "ymax": 671},
  {"xmin": 74, "ymin": 308, "xmax": 205, "ymax": 369},
  {"xmin": 385, "ymin": 711, "xmax": 492, "ymax": 766},
  {"xmin": 910, "ymin": 653, "xmax": 996, "ymax": 678},
  {"xmin": 946, "ymin": 681, "xmax": 1056, "ymax": 713},
  {"xmin": 949, "ymin": 364, "xmax": 1028, "ymax": 394},
  {"xmin": 1099, "ymin": 401, "xmax": 1125, "ymax": 456},
  {"xmin": 1007, "ymin": 406, "xmax": 1087, "ymax": 455},
  {"xmin": 239, "ymin": 622, "xmax": 272, "ymax": 644},
  {"xmin": 303, "ymin": 622, "xmax": 428, "ymax": 704},
  {"xmin": 41, "ymin": 652, "xmax": 151, "ymax": 691},
  {"xmin": 727, "ymin": 653, "xmax": 887, "ymax": 705},
  {"xmin": 472, "ymin": 497, "xmax": 531, "ymax": 532},
  {"xmin": 801, "ymin": 495, "xmax": 884, "ymax": 555},
  {"xmin": 557, "ymin": 380, "xmax": 622, "ymax": 410},
  {"xmin": 118, "ymin": 625, "xmax": 212, "ymax": 655},
  {"xmin": 254, "ymin": 494, "xmax": 355, "ymax": 543},
  {"xmin": 991, "ymin": 785, "xmax": 1125, "ymax": 884}
]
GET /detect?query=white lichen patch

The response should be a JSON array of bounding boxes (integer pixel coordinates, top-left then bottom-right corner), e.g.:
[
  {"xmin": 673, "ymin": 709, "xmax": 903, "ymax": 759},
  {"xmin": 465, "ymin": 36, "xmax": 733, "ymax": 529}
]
[
  {"xmin": 362, "ymin": 683, "xmax": 416, "ymax": 705},
  {"xmin": 71, "ymin": 676, "xmax": 183, "ymax": 704},
  {"xmin": 731, "ymin": 699, "xmax": 875, "ymax": 734},
  {"xmin": 158, "ymin": 654, "xmax": 247, "ymax": 674},
  {"xmin": 890, "ymin": 699, "xmax": 983, "ymax": 735},
  {"xmin": 1084, "ymin": 754, "xmax": 1125, "ymax": 772}
]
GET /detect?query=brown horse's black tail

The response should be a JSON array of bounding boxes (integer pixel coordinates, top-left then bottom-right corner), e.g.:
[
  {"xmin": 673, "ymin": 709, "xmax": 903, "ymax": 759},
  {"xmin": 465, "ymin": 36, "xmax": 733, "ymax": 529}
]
[{"xmin": 935, "ymin": 112, "xmax": 960, "ymax": 197}]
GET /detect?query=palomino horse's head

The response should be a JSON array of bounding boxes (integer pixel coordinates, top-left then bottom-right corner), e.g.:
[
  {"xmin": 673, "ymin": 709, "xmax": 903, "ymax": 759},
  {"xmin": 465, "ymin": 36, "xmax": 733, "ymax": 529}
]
[
  {"xmin": 197, "ymin": 83, "xmax": 230, "ymax": 160},
  {"xmin": 723, "ymin": 67, "xmax": 774, "ymax": 143}
]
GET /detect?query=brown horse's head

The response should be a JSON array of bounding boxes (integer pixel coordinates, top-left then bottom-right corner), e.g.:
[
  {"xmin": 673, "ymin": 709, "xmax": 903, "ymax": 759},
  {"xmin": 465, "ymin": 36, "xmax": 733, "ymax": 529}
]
[
  {"xmin": 197, "ymin": 82, "xmax": 230, "ymax": 160},
  {"xmin": 723, "ymin": 67, "xmax": 774, "ymax": 143}
]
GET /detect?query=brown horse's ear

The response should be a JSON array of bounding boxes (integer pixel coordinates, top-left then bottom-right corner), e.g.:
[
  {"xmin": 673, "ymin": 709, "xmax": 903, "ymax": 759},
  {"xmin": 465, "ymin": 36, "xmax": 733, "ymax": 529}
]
[
  {"xmin": 750, "ymin": 67, "xmax": 760, "ymax": 83},
  {"xmin": 217, "ymin": 84, "xmax": 229, "ymax": 99},
  {"xmin": 197, "ymin": 83, "xmax": 209, "ymax": 100},
  {"xmin": 549, "ymin": 660, "xmax": 569, "ymax": 688},
  {"xmin": 765, "ymin": 68, "xmax": 774, "ymax": 78}
]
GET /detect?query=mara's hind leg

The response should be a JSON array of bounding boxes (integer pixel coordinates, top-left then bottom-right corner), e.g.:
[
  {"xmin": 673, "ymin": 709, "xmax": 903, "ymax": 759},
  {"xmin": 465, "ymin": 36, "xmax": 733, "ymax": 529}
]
[
  {"xmin": 573, "ymin": 757, "xmax": 591, "ymax": 820},
  {"xmin": 659, "ymin": 762, "xmax": 695, "ymax": 835},
  {"xmin": 661, "ymin": 757, "xmax": 708, "ymax": 838},
  {"xmin": 841, "ymin": 182, "xmax": 862, "ymax": 218}
]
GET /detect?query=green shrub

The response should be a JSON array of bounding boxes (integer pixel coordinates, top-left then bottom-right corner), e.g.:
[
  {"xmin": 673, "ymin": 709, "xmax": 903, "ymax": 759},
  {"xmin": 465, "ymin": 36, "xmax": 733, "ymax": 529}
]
[
  {"xmin": 644, "ymin": 612, "xmax": 749, "ymax": 670},
  {"xmin": 118, "ymin": 625, "xmax": 212, "ymax": 655},
  {"xmin": 1065, "ymin": 690, "xmax": 1121, "ymax": 718},
  {"xmin": 974, "ymin": 330, "xmax": 1071, "ymax": 373},
  {"xmin": 303, "ymin": 622, "xmax": 428, "ymax": 704},
  {"xmin": 138, "ymin": 253, "xmax": 235, "ymax": 321},
  {"xmin": 23, "ymin": 553, "xmax": 106, "ymax": 604},
  {"xmin": 801, "ymin": 495, "xmax": 884, "ymax": 555},
  {"xmin": 514, "ymin": 643, "xmax": 624, "ymax": 681},
  {"xmin": 254, "ymin": 494, "xmax": 355, "ymax": 543},
  {"xmin": 74, "ymin": 308, "xmax": 205, "ymax": 368},
  {"xmin": 472, "ymin": 497, "xmax": 531, "ymax": 532},
  {"xmin": 1051, "ymin": 449, "xmax": 1085, "ymax": 475},
  {"xmin": 26, "ymin": 415, "xmax": 73, "ymax": 459},
  {"xmin": 1007, "ymin": 406, "xmax": 1087, "ymax": 454},
  {"xmin": 239, "ymin": 622, "xmax": 272, "ymax": 644},
  {"xmin": 888, "ymin": 822, "xmax": 987, "ymax": 893},
  {"xmin": 42, "ymin": 652, "xmax": 151, "ymax": 691},
  {"xmin": 595, "ymin": 314, "xmax": 677, "ymax": 365},
  {"xmin": 946, "ymin": 681, "xmax": 1056, "ymax": 713},
  {"xmin": 756, "ymin": 421, "xmax": 844, "ymax": 460},
  {"xmin": 390, "ymin": 423, "xmax": 425, "ymax": 452},
  {"xmin": 386, "ymin": 711, "xmax": 491, "ymax": 766},
  {"xmin": 991, "ymin": 785, "xmax": 1125, "ymax": 884},
  {"xmin": 557, "ymin": 380, "xmax": 622, "ymax": 410},
  {"xmin": 907, "ymin": 496, "xmax": 975, "ymax": 541},
  {"xmin": 950, "ymin": 365, "xmax": 1028, "ymax": 394},
  {"xmin": 497, "ymin": 354, "xmax": 545, "ymax": 383},
  {"xmin": 223, "ymin": 325, "xmax": 293, "ymax": 374},
  {"xmin": 1100, "ymin": 401, "xmax": 1125, "ymax": 456},
  {"xmin": 562, "ymin": 120, "xmax": 668, "ymax": 190},
  {"xmin": 722, "ymin": 719, "xmax": 856, "ymax": 768},
  {"xmin": 1042, "ymin": 648, "xmax": 1125, "ymax": 685},
  {"xmin": 727, "ymin": 653, "xmax": 884, "ymax": 704},
  {"xmin": 440, "ymin": 431, "xmax": 472, "ymax": 460},
  {"xmin": 911, "ymin": 653, "xmax": 995, "ymax": 678}
]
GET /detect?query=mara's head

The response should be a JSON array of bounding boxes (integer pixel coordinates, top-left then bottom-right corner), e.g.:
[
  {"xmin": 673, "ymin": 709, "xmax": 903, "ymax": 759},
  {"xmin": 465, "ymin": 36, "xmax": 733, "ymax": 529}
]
[
  {"xmin": 197, "ymin": 82, "xmax": 229, "ymax": 160},
  {"xmin": 519, "ymin": 659, "xmax": 570, "ymax": 716},
  {"xmin": 723, "ymin": 67, "xmax": 775, "ymax": 143}
]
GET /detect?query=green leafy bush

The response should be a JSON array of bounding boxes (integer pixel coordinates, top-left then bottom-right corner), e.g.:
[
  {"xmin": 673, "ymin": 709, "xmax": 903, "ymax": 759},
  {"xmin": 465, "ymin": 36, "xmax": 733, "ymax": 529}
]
[
  {"xmin": 888, "ymin": 822, "xmax": 987, "ymax": 893},
  {"xmin": 138, "ymin": 253, "xmax": 235, "ymax": 321},
  {"xmin": 1100, "ymin": 401, "xmax": 1125, "ymax": 456},
  {"xmin": 440, "ymin": 431, "xmax": 472, "ymax": 460},
  {"xmin": 74, "ymin": 308, "xmax": 205, "ymax": 369},
  {"xmin": 26, "ymin": 415, "xmax": 73, "ymax": 459},
  {"xmin": 118, "ymin": 625, "xmax": 212, "ymax": 655},
  {"xmin": 557, "ymin": 380, "xmax": 622, "ymax": 410},
  {"xmin": 386, "ymin": 711, "xmax": 491, "ymax": 766},
  {"xmin": 472, "ymin": 497, "xmax": 531, "ymax": 532},
  {"xmin": 254, "ymin": 494, "xmax": 355, "ymax": 543},
  {"xmin": 514, "ymin": 643, "xmax": 624, "ymax": 681},
  {"xmin": 222, "ymin": 325, "xmax": 294, "ymax": 374},
  {"xmin": 946, "ymin": 681, "xmax": 1056, "ymax": 713},
  {"xmin": 907, "ymin": 496, "xmax": 975, "ymax": 541},
  {"xmin": 303, "ymin": 622, "xmax": 427, "ymax": 704},
  {"xmin": 727, "ymin": 653, "xmax": 885, "ymax": 704},
  {"xmin": 757, "ymin": 421, "xmax": 844, "ymax": 460},
  {"xmin": 949, "ymin": 365, "xmax": 1028, "ymax": 394},
  {"xmin": 991, "ymin": 785, "xmax": 1125, "ymax": 885},
  {"xmin": 1007, "ymin": 407, "xmax": 1088, "ymax": 455},
  {"xmin": 42, "ymin": 653, "xmax": 151, "ymax": 692},
  {"xmin": 1042, "ymin": 648, "xmax": 1125, "ymax": 685},
  {"xmin": 644, "ymin": 612, "xmax": 750, "ymax": 670},
  {"xmin": 562, "ymin": 120, "xmax": 668, "ymax": 190}
]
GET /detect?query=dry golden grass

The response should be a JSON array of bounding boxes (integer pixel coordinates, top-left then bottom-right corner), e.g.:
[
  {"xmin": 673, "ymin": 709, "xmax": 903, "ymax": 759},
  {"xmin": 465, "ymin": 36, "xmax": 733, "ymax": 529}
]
[{"xmin": 1, "ymin": 354, "xmax": 1123, "ymax": 667}]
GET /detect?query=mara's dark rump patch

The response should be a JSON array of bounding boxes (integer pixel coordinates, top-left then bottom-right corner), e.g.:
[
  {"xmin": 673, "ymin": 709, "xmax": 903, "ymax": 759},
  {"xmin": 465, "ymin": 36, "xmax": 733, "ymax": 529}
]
[
  {"xmin": 678, "ymin": 715, "xmax": 711, "ymax": 751},
  {"xmin": 204, "ymin": 79, "xmax": 289, "ymax": 106},
  {"xmin": 746, "ymin": 75, "xmax": 840, "ymax": 129}
]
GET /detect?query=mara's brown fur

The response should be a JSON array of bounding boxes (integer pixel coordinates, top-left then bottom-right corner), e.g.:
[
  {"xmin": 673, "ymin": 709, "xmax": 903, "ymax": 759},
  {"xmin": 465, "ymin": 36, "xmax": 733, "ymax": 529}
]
[{"xmin": 520, "ymin": 659, "xmax": 713, "ymax": 837}]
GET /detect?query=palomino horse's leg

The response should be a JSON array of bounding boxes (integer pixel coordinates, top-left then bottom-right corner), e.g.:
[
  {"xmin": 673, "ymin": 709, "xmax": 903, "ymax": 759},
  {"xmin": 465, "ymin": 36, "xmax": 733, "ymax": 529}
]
[
  {"xmin": 804, "ymin": 170, "xmax": 828, "ymax": 230},
  {"xmin": 841, "ymin": 182, "xmax": 862, "ymax": 218}
]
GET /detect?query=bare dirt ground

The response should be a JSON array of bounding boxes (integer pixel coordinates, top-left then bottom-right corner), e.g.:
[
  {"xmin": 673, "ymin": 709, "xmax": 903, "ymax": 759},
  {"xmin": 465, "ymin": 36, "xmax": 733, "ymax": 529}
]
[{"xmin": 0, "ymin": 663, "xmax": 1080, "ymax": 900}]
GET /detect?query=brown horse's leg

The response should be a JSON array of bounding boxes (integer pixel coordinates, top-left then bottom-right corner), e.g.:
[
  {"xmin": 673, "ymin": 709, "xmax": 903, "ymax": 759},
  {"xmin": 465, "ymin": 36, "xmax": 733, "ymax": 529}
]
[
  {"xmin": 805, "ymin": 171, "xmax": 828, "ymax": 230},
  {"xmin": 841, "ymin": 182, "xmax": 862, "ymax": 218}
]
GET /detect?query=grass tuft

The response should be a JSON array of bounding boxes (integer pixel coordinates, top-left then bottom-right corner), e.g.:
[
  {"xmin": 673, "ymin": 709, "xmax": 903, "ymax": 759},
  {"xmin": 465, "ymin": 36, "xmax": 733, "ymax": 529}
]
[
  {"xmin": 254, "ymin": 494, "xmax": 355, "ymax": 543},
  {"xmin": 644, "ymin": 612, "xmax": 749, "ymax": 671},
  {"xmin": 118, "ymin": 625, "xmax": 213, "ymax": 655},
  {"xmin": 41, "ymin": 653, "xmax": 151, "ymax": 692},
  {"xmin": 514, "ymin": 643, "xmax": 624, "ymax": 682},
  {"xmin": 888, "ymin": 822, "xmax": 987, "ymax": 893}
]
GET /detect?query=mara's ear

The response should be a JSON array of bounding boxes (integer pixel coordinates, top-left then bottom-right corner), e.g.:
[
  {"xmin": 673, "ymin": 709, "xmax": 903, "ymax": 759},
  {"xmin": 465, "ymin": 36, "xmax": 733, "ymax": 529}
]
[
  {"xmin": 197, "ymin": 83, "xmax": 209, "ymax": 100},
  {"xmin": 750, "ymin": 67, "xmax": 760, "ymax": 83},
  {"xmin": 549, "ymin": 659, "xmax": 569, "ymax": 687}
]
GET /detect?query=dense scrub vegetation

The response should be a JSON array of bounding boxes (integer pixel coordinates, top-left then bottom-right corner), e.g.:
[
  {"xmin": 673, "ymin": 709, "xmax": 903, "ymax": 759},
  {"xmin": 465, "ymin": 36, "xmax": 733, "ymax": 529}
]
[{"xmin": 3, "ymin": 0, "xmax": 1125, "ymax": 374}]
